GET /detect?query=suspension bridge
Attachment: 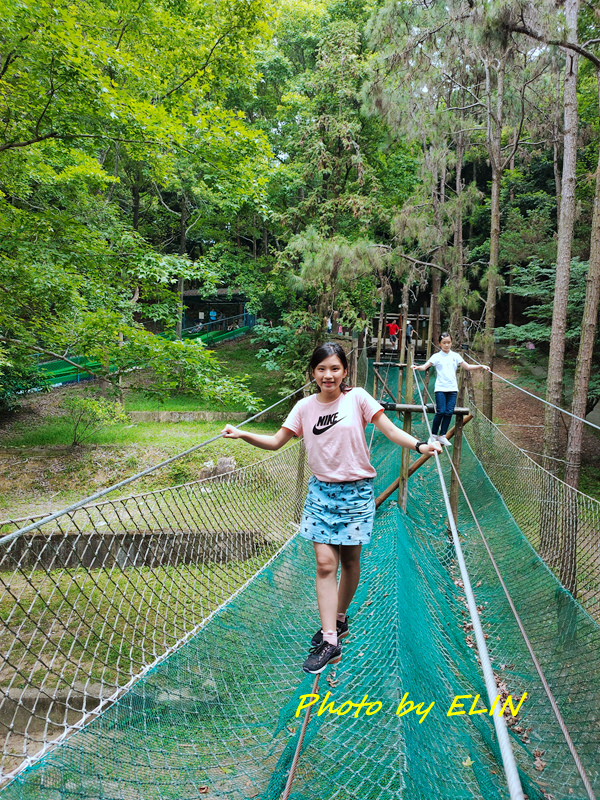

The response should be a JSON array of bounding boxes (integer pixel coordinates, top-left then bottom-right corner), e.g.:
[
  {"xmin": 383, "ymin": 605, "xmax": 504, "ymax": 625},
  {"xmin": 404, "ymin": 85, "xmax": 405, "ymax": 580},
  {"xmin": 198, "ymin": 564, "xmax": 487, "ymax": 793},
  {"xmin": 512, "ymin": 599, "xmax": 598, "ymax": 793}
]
[{"xmin": 0, "ymin": 352, "xmax": 598, "ymax": 799}]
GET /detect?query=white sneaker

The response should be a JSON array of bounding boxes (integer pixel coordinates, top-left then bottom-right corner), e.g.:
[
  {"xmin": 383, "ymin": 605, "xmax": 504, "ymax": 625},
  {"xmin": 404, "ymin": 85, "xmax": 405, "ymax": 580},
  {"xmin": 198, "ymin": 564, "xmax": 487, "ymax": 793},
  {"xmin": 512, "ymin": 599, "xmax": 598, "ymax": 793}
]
[
  {"xmin": 428, "ymin": 435, "xmax": 439, "ymax": 445},
  {"xmin": 438, "ymin": 435, "xmax": 452, "ymax": 447}
]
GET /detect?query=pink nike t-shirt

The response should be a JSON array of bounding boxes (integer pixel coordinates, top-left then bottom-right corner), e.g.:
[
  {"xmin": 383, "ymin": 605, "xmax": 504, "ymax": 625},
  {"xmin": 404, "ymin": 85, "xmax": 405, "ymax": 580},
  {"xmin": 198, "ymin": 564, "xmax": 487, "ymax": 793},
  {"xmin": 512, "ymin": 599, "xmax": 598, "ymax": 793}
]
[{"xmin": 282, "ymin": 388, "xmax": 383, "ymax": 482}]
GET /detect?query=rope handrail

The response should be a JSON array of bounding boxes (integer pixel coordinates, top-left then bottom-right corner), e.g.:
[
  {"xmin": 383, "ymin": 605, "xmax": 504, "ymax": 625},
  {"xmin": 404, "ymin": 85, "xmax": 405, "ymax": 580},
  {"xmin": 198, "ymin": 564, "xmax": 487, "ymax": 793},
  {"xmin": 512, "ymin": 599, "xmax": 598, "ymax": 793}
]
[
  {"xmin": 466, "ymin": 396, "xmax": 600, "ymax": 506},
  {"xmin": 0, "ymin": 441, "xmax": 302, "ymax": 529},
  {"xmin": 412, "ymin": 370, "xmax": 526, "ymax": 800},
  {"xmin": 463, "ymin": 351, "xmax": 600, "ymax": 433}
]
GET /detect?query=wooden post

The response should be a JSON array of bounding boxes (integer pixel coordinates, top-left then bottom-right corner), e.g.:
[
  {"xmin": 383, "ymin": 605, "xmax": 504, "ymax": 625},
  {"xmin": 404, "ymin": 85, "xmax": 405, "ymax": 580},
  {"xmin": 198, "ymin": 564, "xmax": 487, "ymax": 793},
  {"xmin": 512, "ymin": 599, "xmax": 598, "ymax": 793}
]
[
  {"xmin": 351, "ymin": 334, "xmax": 358, "ymax": 386},
  {"xmin": 397, "ymin": 321, "xmax": 404, "ymax": 416},
  {"xmin": 374, "ymin": 292, "xmax": 385, "ymax": 396},
  {"xmin": 448, "ymin": 412, "xmax": 465, "ymax": 527},
  {"xmin": 396, "ymin": 365, "xmax": 404, "ymax": 421},
  {"xmin": 375, "ymin": 414, "xmax": 473, "ymax": 508},
  {"xmin": 399, "ymin": 342, "xmax": 415, "ymax": 511},
  {"xmin": 423, "ymin": 294, "xmax": 434, "ymax": 396},
  {"xmin": 414, "ymin": 311, "xmax": 420, "ymax": 354},
  {"xmin": 426, "ymin": 294, "xmax": 434, "ymax": 362}
]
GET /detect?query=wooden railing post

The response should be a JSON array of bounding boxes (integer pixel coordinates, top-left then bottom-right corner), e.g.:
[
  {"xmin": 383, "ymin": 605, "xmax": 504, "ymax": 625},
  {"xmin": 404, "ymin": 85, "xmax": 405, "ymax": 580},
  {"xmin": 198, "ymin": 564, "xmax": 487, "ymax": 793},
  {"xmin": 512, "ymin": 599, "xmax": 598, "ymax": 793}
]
[{"xmin": 399, "ymin": 343, "xmax": 415, "ymax": 511}]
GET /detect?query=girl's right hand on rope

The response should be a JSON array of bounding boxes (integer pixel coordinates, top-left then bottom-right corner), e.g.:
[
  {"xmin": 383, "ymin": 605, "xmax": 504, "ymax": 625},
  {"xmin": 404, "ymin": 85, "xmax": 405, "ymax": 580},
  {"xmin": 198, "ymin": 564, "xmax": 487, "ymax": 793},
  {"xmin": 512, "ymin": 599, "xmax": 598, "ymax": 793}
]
[
  {"xmin": 424, "ymin": 441, "xmax": 442, "ymax": 456},
  {"xmin": 222, "ymin": 424, "xmax": 242, "ymax": 439}
]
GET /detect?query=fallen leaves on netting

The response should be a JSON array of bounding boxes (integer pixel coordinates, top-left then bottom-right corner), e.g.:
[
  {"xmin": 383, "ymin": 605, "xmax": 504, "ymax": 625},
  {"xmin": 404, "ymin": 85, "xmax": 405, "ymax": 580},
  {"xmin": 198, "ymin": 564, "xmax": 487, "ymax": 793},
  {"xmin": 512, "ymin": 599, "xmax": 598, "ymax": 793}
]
[
  {"xmin": 462, "ymin": 756, "xmax": 474, "ymax": 767},
  {"xmin": 198, "ymin": 788, "xmax": 209, "ymax": 794},
  {"xmin": 534, "ymin": 757, "xmax": 547, "ymax": 772}
]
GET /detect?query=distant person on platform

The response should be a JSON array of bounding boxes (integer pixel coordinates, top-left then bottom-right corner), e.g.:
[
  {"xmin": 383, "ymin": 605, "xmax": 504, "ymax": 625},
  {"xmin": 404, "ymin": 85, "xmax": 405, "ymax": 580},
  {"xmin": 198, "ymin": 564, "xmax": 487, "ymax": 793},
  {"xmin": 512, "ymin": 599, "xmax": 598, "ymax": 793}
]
[
  {"xmin": 412, "ymin": 332, "xmax": 490, "ymax": 446},
  {"xmin": 406, "ymin": 320, "xmax": 416, "ymax": 347},
  {"xmin": 209, "ymin": 309, "xmax": 217, "ymax": 327},
  {"xmin": 386, "ymin": 321, "xmax": 400, "ymax": 350}
]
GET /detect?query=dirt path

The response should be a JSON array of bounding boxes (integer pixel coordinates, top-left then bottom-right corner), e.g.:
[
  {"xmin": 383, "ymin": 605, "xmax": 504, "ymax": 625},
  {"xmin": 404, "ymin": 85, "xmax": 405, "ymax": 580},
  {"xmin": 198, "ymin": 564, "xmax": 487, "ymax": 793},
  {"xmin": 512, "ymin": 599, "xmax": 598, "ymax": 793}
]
[{"xmin": 485, "ymin": 356, "xmax": 600, "ymax": 469}]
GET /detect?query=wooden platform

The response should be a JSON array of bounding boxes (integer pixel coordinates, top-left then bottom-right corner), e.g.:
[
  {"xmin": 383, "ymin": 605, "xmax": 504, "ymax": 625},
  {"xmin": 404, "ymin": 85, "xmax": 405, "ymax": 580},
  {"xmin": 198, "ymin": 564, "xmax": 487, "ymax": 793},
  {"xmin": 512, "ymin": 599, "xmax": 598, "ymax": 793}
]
[{"xmin": 378, "ymin": 402, "xmax": 470, "ymax": 415}]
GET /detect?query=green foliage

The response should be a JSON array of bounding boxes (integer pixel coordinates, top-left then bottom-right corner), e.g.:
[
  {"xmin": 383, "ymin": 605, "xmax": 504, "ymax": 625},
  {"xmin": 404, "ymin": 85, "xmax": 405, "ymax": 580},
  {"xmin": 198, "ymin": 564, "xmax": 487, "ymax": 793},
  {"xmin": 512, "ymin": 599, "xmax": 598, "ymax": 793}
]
[
  {"xmin": 253, "ymin": 316, "xmax": 315, "ymax": 395},
  {"xmin": 496, "ymin": 259, "xmax": 600, "ymax": 412},
  {"xmin": 64, "ymin": 311, "xmax": 261, "ymax": 409},
  {"xmin": 0, "ymin": 0, "xmax": 274, "ymax": 405},
  {"xmin": 61, "ymin": 395, "xmax": 128, "ymax": 446},
  {"xmin": 0, "ymin": 350, "xmax": 48, "ymax": 414},
  {"xmin": 1, "ymin": 0, "xmax": 598, "ymax": 427}
]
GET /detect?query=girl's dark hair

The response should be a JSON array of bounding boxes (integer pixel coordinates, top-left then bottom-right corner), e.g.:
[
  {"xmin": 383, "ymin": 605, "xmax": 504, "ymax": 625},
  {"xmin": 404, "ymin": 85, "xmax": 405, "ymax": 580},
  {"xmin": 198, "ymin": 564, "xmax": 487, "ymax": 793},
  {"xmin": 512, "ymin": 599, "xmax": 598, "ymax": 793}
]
[
  {"xmin": 309, "ymin": 342, "xmax": 350, "ymax": 393},
  {"xmin": 439, "ymin": 332, "xmax": 453, "ymax": 342}
]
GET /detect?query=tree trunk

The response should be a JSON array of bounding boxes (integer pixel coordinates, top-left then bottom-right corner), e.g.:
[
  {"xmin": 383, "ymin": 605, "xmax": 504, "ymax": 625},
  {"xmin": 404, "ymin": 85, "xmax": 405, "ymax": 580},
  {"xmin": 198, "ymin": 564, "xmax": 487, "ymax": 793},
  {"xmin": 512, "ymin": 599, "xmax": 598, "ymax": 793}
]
[
  {"xmin": 450, "ymin": 135, "xmax": 464, "ymax": 342},
  {"xmin": 482, "ymin": 164, "xmax": 501, "ymax": 419},
  {"xmin": 431, "ymin": 269, "xmax": 441, "ymax": 348},
  {"xmin": 543, "ymin": 0, "xmax": 580, "ymax": 471},
  {"xmin": 481, "ymin": 51, "xmax": 509, "ymax": 420},
  {"xmin": 176, "ymin": 198, "xmax": 188, "ymax": 340},
  {"xmin": 564, "ymin": 74, "xmax": 600, "ymax": 492},
  {"xmin": 560, "ymin": 71, "xmax": 600, "ymax": 594},
  {"xmin": 539, "ymin": 0, "xmax": 580, "ymax": 559},
  {"xmin": 553, "ymin": 55, "xmax": 562, "ymax": 224}
]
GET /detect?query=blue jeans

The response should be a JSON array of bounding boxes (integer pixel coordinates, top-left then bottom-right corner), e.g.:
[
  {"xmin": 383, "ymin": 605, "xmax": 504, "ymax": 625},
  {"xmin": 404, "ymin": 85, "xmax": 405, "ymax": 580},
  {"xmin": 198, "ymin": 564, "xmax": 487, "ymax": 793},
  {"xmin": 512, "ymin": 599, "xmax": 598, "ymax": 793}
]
[{"xmin": 432, "ymin": 391, "xmax": 457, "ymax": 436}]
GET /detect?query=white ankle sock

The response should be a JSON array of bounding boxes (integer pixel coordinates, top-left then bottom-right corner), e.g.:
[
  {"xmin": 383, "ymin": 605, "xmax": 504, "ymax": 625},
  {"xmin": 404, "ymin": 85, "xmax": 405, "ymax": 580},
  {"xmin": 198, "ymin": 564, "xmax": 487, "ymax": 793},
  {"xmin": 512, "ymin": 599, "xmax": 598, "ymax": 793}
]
[{"xmin": 323, "ymin": 630, "xmax": 338, "ymax": 646}]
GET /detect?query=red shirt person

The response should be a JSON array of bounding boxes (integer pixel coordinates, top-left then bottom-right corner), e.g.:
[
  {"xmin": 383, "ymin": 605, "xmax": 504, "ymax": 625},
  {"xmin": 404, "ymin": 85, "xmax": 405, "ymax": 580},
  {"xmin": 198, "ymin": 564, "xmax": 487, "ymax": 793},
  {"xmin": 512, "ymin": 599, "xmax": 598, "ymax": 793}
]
[{"xmin": 386, "ymin": 321, "xmax": 400, "ymax": 349}]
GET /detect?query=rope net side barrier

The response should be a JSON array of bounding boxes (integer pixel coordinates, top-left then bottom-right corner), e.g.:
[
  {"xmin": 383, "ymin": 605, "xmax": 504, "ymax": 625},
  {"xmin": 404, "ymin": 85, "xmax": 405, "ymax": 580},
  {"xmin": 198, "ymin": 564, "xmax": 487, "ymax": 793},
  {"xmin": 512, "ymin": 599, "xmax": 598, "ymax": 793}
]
[
  {"xmin": 463, "ymin": 400, "xmax": 600, "ymax": 622},
  {"xmin": 0, "ymin": 356, "xmax": 597, "ymax": 798},
  {"xmin": 0, "ymin": 443, "xmax": 309, "ymax": 784}
]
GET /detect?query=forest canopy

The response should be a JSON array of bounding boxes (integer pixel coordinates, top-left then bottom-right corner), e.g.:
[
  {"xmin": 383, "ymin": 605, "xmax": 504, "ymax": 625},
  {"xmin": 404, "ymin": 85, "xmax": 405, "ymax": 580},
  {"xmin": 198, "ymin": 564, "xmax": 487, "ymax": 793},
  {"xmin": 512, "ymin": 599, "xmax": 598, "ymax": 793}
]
[{"xmin": 1, "ymin": 0, "xmax": 599, "ymax": 491}]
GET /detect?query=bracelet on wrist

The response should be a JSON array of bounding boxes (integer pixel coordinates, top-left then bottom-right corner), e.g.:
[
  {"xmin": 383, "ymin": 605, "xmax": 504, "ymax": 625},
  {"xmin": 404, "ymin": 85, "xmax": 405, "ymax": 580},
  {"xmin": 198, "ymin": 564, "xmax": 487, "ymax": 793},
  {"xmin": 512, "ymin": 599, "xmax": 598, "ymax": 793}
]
[{"xmin": 414, "ymin": 440, "xmax": 428, "ymax": 454}]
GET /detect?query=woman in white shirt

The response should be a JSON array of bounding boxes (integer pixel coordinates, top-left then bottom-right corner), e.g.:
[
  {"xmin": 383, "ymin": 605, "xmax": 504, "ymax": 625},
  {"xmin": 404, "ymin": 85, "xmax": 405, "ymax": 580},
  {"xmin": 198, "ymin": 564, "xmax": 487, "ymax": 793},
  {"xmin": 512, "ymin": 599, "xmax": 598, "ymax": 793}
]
[{"xmin": 413, "ymin": 332, "xmax": 489, "ymax": 446}]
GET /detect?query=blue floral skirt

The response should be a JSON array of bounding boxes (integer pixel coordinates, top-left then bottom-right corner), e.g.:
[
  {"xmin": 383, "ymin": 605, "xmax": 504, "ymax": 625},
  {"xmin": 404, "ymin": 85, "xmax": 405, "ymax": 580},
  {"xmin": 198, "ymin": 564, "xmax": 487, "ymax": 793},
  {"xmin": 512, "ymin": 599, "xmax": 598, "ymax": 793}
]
[{"xmin": 299, "ymin": 476, "xmax": 376, "ymax": 546}]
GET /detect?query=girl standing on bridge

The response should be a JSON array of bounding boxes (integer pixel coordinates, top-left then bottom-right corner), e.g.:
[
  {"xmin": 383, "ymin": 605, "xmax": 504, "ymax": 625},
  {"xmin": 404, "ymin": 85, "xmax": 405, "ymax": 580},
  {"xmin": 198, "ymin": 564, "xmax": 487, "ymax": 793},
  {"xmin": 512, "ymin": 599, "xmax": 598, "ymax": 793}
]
[
  {"xmin": 412, "ymin": 332, "xmax": 489, "ymax": 446},
  {"xmin": 222, "ymin": 343, "xmax": 440, "ymax": 674}
]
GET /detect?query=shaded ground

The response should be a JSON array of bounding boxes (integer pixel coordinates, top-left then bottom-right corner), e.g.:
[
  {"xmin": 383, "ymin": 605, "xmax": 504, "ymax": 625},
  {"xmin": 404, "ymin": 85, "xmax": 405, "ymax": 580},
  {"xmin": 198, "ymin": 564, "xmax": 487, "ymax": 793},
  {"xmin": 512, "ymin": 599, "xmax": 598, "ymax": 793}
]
[
  {"xmin": 492, "ymin": 356, "xmax": 600, "ymax": 462},
  {"xmin": 474, "ymin": 356, "xmax": 600, "ymax": 498}
]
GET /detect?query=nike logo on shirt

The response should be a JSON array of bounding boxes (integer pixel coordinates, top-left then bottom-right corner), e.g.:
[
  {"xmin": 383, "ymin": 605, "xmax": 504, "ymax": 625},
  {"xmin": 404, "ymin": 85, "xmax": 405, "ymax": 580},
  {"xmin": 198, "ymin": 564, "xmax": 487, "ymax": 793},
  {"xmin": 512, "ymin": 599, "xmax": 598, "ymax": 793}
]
[{"xmin": 312, "ymin": 413, "xmax": 346, "ymax": 435}]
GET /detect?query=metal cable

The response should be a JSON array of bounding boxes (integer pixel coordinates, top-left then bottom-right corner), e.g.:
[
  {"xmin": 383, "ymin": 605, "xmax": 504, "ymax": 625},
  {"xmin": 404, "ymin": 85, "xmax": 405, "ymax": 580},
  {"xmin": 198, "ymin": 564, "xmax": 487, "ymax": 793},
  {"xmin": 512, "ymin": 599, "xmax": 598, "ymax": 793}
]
[{"xmin": 412, "ymin": 371, "xmax": 526, "ymax": 800}]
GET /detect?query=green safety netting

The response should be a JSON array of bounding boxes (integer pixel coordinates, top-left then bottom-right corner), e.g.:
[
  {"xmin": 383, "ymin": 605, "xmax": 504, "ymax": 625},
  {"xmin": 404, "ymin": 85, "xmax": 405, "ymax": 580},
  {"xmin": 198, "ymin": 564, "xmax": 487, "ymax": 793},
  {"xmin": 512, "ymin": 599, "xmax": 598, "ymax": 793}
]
[{"xmin": 0, "ymin": 359, "xmax": 599, "ymax": 799}]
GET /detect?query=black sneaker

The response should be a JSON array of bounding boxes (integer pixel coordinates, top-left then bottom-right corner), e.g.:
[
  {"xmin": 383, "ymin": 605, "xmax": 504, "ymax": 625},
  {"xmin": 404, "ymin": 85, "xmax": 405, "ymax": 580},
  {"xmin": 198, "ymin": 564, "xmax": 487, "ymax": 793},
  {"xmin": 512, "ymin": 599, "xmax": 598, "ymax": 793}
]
[
  {"xmin": 302, "ymin": 640, "xmax": 342, "ymax": 674},
  {"xmin": 310, "ymin": 616, "xmax": 349, "ymax": 647}
]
